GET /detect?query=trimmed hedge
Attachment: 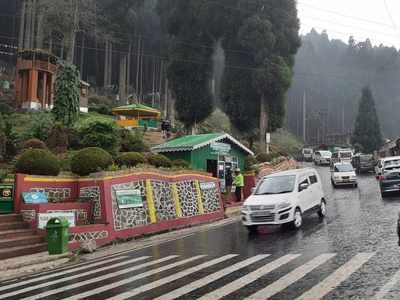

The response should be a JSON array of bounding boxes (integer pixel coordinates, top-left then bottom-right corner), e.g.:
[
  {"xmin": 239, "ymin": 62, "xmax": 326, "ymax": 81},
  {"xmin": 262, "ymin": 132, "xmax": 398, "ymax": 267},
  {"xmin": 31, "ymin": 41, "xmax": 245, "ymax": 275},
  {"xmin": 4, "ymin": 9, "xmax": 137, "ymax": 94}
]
[
  {"xmin": 172, "ymin": 159, "xmax": 190, "ymax": 169},
  {"xmin": 147, "ymin": 153, "xmax": 172, "ymax": 168},
  {"xmin": 116, "ymin": 152, "xmax": 145, "ymax": 168},
  {"xmin": 22, "ymin": 138, "xmax": 47, "ymax": 150},
  {"xmin": 15, "ymin": 149, "xmax": 60, "ymax": 176},
  {"xmin": 71, "ymin": 147, "xmax": 113, "ymax": 176}
]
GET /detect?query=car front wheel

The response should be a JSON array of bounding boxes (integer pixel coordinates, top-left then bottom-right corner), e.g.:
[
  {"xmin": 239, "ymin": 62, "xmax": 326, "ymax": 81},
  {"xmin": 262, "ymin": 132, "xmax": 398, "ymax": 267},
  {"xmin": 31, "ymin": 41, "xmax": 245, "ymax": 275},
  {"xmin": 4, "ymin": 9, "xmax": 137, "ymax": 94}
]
[
  {"xmin": 318, "ymin": 200, "xmax": 327, "ymax": 218},
  {"xmin": 291, "ymin": 208, "xmax": 303, "ymax": 229}
]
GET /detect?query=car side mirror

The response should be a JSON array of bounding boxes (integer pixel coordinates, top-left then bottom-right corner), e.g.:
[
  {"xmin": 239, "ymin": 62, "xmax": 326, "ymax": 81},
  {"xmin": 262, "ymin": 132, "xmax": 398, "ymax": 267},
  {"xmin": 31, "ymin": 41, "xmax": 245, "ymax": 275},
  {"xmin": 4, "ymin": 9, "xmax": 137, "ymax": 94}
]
[{"xmin": 299, "ymin": 183, "xmax": 309, "ymax": 192}]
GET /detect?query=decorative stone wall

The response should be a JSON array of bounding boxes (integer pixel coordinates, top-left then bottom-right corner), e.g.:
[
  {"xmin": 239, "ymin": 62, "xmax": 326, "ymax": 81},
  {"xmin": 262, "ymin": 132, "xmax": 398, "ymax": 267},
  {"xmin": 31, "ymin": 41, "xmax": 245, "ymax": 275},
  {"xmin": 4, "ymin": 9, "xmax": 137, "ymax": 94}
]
[
  {"xmin": 176, "ymin": 181, "xmax": 199, "ymax": 217},
  {"xmin": 21, "ymin": 209, "xmax": 36, "ymax": 222},
  {"xmin": 200, "ymin": 184, "xmax": 221, "ymax": 213},
  {"xmin": 69, "ymin": 230, "xmax": 109, "ymax": 243},
  {"xmin": 79, "ymin": 186, "xmax": 102, "ymax": 220},
  {"xmin": 112, "ymin": 181, "xmax": 149, "ymax": 231},
  {"xmin": 151, "ymin": 181, "xmax": 176, "ymax": 221},
  {"xmin": 30, "ymin": 187, "xmax": 71, "ymax": 202}
]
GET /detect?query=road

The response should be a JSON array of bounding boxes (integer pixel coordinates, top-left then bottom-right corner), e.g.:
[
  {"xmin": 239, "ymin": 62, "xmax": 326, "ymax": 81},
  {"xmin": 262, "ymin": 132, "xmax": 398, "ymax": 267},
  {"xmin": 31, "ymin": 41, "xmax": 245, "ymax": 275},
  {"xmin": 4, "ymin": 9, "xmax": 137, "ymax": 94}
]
[{"xmin": 2, "ymin": 164, "xmax": 400, "ymax": 299}]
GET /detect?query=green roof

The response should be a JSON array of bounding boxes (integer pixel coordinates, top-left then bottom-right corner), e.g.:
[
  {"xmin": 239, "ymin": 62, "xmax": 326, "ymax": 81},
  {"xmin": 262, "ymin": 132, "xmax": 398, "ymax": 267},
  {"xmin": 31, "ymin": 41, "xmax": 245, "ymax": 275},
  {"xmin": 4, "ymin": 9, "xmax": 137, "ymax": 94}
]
[{"xmin": 152, "ymin": 133, "xmax": 254, "ymax": 155}]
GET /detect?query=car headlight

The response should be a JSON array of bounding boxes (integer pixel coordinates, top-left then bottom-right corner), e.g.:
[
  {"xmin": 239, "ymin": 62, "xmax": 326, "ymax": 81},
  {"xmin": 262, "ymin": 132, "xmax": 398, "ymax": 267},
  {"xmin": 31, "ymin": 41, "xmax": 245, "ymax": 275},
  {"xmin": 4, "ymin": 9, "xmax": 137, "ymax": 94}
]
[
  {"xmin": 242, "ymin": 205, "xmax": 250, "ymax": 212},
  {"xmin": 334, "ymin": 176, "xmax": 340, "ymax": 180},
  {"xmin": 277, "ymin": 202, "xmax": 291, "ymax": 210}
]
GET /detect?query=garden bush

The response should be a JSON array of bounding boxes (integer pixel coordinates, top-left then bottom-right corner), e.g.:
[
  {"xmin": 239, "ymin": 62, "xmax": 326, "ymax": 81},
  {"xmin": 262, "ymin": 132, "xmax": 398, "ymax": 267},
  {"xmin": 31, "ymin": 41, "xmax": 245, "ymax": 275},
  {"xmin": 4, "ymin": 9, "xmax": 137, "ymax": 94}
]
[
  {"xmin": 77, "ymin": 119, "xmax": 120, "ymax": 154},
  {"xmin": 70, "ymin": 147, "xmax": 113, "ymax": 176},
  {"xmin": 147, "ymin": 153, "xmax": 172, "ymax": 168},
  {"xmin": 15, "ymin": 149, "xmax": 60, "ymax": 176},
  {"xmin": 46, "ymin": 123, "xmax": 69, "ymax": 153},
  {"xmin": 172, "ymin": 159, "xmax": 190, "ymax": 169},
  {"xmin": 244, "ymin": 155, "xmax": 258, "ymax": 171},
  {"xmin": 116, "ymin": 152, "xmax": 145, "ymax": 168},
  {"xmin": 119, "ymin": 129, "xmax": 149, "ymax": 153},
  {"xmin": 256, "ymin": 152, "xmax": 280, "ymax": 163},
  {"xmin": 22, "ymin": 138, "xmax": 47, "ymax": 150}
]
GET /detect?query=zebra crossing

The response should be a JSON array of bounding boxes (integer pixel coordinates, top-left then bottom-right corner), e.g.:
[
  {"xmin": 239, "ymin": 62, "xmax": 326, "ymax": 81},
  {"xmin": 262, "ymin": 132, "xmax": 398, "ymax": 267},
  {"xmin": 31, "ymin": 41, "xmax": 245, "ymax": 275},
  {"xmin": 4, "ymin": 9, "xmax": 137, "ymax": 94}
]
[{"xmin": 0, "ymin": 251, "xmax": 399, "ymax": 299}]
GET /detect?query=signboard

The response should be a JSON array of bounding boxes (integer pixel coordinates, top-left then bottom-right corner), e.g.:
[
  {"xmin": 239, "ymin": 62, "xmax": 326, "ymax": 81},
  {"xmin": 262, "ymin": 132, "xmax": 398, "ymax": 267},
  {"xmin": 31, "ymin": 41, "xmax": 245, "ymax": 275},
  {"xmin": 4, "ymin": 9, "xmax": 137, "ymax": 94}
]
[
  {"xmin": 211, "ymin": 142, "xmax": 231, "ymax": 154},
  {"xmin": 0, "ymin": 185, "xmax": 13, "ymax": 201},
  {"xmin": 266, "ymin": 132, "xmax": 271, "ymax": 144},
  {"xmin": 116, "ymin": 189, "xmax": 143, "ymax": 209},
  {"xmin": 200, "ymin": 182, "xmax": 217, "ymax": 191},
  {"xmin": 22, "ymin": 192, "xmax": 48, "ymax": 204},
  {"xmin": 38, "ymin": 212, "xmax": 75, "ymax": 229}
]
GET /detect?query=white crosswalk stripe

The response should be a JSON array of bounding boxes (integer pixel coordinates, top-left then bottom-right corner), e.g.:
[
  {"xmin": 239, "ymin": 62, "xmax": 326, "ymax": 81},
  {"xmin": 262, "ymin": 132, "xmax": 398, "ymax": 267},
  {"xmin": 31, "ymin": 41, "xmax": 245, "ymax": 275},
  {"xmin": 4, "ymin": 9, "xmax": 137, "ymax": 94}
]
[
  {"xmin": 107, "ymin": 254, "xmax": 238, "ymax": 300},
  {"xmin": 61, "ymin": 255, "xmax": 206, "ymax": 300},
  {"xmin": 0, "ymin": 255, "xmax": 130, "ymax": 292},
  {"xmin": 0, "ymin": 255, "xmax": 149, "ymax": 299},
  {"xmin": 375, "ymin": 269, "xmax": 400, "ymax": 299},
  {"xmin": 295, "ymin": 252, "xmax": 375, "ymax": 300},
  {"xmin": 0, "ymin": 252, "xmax": 380, "ymax": 300},
  {"xmin": 197, "ymin": 254, "xmax": 301, "ymax": 300},
  {"xmin": 155, "ymin": 255, "xmax": 270, "ymax": 300},
  {"xmin": 18, "ymin": 255, "xmax": 178, "ymax": 300},
  {"xmin": 245, "ymin": 253, "xmax": 337, "ymax": 300}
]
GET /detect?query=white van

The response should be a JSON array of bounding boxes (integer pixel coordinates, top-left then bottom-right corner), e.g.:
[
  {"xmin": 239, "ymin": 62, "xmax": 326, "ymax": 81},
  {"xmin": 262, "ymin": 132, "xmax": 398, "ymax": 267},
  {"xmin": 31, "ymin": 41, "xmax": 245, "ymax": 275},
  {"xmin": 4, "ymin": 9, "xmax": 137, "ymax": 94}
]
[
  {"xmin": 302, "ymin": 148, "xmax": 313, "ymax": 162},
  {"xmin": 241, "ymin": 168, "xmax": 326, "ymax": 232},
  {"xmin": 331, "ymin": 150, "xmax": 353, "ymax": 166}
]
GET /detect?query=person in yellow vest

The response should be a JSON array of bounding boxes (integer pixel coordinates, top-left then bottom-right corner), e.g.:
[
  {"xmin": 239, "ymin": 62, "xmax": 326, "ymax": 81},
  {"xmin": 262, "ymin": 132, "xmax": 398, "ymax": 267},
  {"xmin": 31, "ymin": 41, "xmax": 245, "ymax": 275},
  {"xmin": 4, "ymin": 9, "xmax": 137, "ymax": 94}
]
[{"xmin": 234, "ymin": 168, "xmax": 244, "ymax": 202}]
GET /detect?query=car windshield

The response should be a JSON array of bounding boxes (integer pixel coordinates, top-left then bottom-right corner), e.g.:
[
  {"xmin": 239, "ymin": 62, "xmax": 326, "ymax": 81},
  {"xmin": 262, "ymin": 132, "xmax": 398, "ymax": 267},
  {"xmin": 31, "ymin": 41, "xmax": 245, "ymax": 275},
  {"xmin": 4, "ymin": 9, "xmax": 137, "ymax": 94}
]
[
  {"xmin": 360, "ymin": 155, "xmax": 373, "ymax": 162},
  {"xmin": 334, "ymin": 164, "xmax": 353, "ymax": 172},
  {"xmin": 340, "ymin": 152, "xmax": 352, "ymax": 158},
  {"xmin": 384, "ymin": 159, "xmax": 400, "ymax": 166},
  {"xmin": 320, "ymin": 151, "xmax": 331, "ymax": 157},
  {"xmin": 255, "ymin": 175, "xmax": 296, "ymax": 195}
]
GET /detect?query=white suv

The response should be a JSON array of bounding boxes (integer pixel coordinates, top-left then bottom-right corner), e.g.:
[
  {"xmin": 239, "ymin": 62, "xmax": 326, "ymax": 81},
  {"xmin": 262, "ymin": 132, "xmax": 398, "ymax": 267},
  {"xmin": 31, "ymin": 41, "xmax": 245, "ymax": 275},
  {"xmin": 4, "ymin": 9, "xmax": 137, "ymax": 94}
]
[{"xmin": 241, "ymin": 168, "xmax": 326, "ymax": 232}]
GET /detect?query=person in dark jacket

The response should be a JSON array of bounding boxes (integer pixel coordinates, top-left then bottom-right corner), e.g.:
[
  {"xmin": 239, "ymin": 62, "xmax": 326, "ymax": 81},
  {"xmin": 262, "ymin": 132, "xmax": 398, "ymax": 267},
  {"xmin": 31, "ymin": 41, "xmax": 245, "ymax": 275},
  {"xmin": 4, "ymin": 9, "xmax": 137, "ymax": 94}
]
[{"xmin": 225, "ymin": 168, "xmax": 233, "ymax": 194}]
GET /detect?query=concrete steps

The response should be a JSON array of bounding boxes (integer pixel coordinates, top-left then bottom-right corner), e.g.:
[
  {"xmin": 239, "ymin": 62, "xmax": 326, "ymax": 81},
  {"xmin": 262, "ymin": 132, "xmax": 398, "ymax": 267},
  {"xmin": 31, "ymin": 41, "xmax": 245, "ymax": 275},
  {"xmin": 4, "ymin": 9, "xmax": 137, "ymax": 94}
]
[{"xmin": 0, "ymin": 214, "xmax": 48, "ymax": 260}]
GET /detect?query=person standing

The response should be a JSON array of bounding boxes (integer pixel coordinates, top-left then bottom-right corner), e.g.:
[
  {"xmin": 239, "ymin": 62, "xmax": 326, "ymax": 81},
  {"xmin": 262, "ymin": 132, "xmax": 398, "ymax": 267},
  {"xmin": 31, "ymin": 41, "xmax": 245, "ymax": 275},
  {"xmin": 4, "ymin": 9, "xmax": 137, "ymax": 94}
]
[
  {"xmin": 234, "ymin": 168, "xmax": 244, "ymax": 202},
  {"xmin": 225, "ymin": 167, "xmax": 233, "ymax": 194}
]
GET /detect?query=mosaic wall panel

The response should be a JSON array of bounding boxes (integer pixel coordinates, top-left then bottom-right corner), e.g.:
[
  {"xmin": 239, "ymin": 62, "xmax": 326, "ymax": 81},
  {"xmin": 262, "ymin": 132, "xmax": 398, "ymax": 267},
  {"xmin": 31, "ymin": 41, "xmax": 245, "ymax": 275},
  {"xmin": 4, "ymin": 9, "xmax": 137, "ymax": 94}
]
[
  {"xmin": 151, "ymin": 181, "xmax": 176, "ymax": 221},
  {"xmin": 200, "ymin": 185, "xmax": 221, "ymax": 213},
  {"xmin": 46, "ymin": 209, "xmax": 88, "ymax": 224},
  {"xmin": 69, "ymin": 230, "xmax": 109, "ymax": 243},
  {"xmin": 176, "ymin": 181, "xmax": 199, "ymax": 217},
  {"xmin": 112, "ymin": 181, "xmax": 149, "ymax": 231},
  {"xmin": 79, "ymin": 186, "xmax": 102, "ymax": 220},
  {"xmin": 21, "ymin": 209, "xmax": 36, "ymax": 222},
  {"xmin": 30, "ymin": 187, "xmax": 71, "ymax": 202}
]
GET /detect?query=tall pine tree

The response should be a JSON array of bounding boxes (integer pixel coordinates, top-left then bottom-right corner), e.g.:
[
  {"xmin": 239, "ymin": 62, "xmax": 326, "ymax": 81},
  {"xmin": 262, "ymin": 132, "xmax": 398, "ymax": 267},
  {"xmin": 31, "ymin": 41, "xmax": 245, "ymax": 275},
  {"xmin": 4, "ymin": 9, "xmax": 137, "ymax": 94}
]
[{"xmin": 352, "ymin": 86, "xmax": 383, "ymax": 153}]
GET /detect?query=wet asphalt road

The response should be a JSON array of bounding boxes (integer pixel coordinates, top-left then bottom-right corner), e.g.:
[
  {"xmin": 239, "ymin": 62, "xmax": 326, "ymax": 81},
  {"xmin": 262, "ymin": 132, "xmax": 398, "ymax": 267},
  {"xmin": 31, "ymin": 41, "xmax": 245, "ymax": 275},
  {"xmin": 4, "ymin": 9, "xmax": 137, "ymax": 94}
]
[{"xmin": 3, "ymin": 164, "xmax": 400, "ymax": 299}]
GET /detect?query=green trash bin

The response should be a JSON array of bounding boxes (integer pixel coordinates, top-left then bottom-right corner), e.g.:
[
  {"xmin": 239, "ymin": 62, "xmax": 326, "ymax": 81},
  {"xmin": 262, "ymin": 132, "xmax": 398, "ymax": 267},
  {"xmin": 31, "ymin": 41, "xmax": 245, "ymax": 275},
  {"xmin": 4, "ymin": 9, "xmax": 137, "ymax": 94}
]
[{"xmin": 46, "ymin": 218, "xmax": 69, "ymax": 255}]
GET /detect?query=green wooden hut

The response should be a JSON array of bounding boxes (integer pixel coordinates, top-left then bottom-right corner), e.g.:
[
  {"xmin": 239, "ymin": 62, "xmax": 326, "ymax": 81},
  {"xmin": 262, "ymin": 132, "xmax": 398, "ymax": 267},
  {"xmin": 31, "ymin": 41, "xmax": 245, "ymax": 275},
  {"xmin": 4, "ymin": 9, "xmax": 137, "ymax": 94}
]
[{"xmin": 152, "ymin": 133, "xmax": 254, "ymax": 180}]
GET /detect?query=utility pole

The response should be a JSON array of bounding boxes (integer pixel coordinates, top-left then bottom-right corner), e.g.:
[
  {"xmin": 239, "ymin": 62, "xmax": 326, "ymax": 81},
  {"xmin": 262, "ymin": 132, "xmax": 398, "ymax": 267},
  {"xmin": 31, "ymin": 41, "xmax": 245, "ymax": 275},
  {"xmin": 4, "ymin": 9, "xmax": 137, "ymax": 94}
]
[{"xmin": 303, "ymin": 91, "xmax": 306, "ymax": 143}]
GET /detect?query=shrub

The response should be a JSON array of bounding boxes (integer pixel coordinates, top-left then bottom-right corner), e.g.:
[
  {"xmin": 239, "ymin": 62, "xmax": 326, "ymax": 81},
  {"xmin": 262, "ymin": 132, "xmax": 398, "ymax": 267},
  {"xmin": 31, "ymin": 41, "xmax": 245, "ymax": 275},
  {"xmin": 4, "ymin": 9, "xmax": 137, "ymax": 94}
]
[
  {"xmin": 116, "ymin": 152, "xmax": 145, "ymax": 168},
  {"xmin": 119, "ymin": 129, "xmax": 149, "ymax": 153},
  {"xmin": 172, "ymin": 159, "xmax": 190, "ymax": 169},
  {"xmin": 77, "ymin": 119, "xmax": 120, "ymax": 153},
  {"xmin": 0, "ymin": 103, "xmax": 13, "ymax": 114},
  {"xmin": 147, "ymin": 153, "xmax": 172, "ymax": 168},
  {"xmin": 29, "ymin": 113, "xmax": 54, "ymax": 141},
  {"xmin": 46, "ymin": 123, "xmax": 69, "ymax": 153},
  {"xmin": 244, "ymin": 156, "xmax": 258, "ymax": 171},
  {"xmin": 71, "ymin": 147, "xmax": 113, "ymax": 176},
  {"xmin": 15, "ymin": 149, "xmax": 60, "ymax": 176},
  {"xmin": 256, "ymin": 152, "xmax": 279, "ymax": 163},
  {"xmin": 89, "ymin": 104, "xmax": 112, "ymax": 115},
  {"xmin": 22, "ymin": 138, "xmax": 47, "ymax": 150}
]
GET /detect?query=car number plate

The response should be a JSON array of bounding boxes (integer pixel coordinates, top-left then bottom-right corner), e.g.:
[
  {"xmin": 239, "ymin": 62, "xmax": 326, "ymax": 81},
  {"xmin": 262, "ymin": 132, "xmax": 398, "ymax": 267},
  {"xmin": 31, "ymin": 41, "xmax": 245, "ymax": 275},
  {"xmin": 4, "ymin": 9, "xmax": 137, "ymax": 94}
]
[{"xmin": 252, "ymin": 211, "xmax": 272, "ymax": 217}]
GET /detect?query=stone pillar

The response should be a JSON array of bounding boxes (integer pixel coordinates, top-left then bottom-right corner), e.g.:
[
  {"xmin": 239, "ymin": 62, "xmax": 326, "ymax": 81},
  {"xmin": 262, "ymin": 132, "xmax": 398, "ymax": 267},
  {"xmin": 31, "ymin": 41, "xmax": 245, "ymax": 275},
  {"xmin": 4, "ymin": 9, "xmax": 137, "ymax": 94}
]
[
  {"xmin": 26, "ymin": 70, "xmax": 40, "ymax": 109},
  {"xmin": 42, "ymin": 72, "xmax": 47, "ymax": 108}
]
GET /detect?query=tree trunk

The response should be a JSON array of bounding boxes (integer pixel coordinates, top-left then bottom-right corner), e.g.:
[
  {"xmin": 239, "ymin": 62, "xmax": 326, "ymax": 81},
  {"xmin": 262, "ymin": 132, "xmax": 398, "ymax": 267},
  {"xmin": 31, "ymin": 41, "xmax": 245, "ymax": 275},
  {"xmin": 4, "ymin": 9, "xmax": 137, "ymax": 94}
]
[
  {"xmin": 139, "ymin": 38, "xmax": 144, "ymax": 103},
  {"xmin": 164, "ymin": 77, "xmax": 168, "ymax": 118},
  {"xmin": 151, "ymin": 58, "xmax": 156, "ymax": 107},
  {"xmin": 36, "ymin": 11, "xmax": 44, "ymax": 49},
  {"xmin": 135, "ymin": 36, "xmax": 141, "ymax": 102},
  {"xmin": 127, "ymin": 41, "xmax": 132, "ymax": 99},
  {"xmin": 18, "ymin": 0, "xmax": 26, "ymax": 49},
  {"xmin": 80, "ymin": 35, "xmax": 85, "ymax": 77},
  {"xmin": 25, "ymin": 0, "xmax": 31, "ymax": 49},
  {"xmin": 30, "ymin": 0, "xmax": 36, "ymax": 48},
  {"xmin": 168, "ymin": 89, "xmax": 175, "ymax": 127},
  {"xmin": 66, "ymin": 0, "xmax": 79, "ymax": 64},
  {"xmin": 259, "ymin": 94, "xmax": 268, "ymax": 149},
  {"xmin": 159, "ymin": 60, "xmax": 163, "ymax": 109},
  {"xmin": 49, "ymin": 35, "xmax": 53, "ymax": 53},
  {"xmin": 119, "ymin": 54, "xmax": 127, "ymax": 102},
  {"xmin": 103, "ymin": 40, "xmax": 109, "ymax": 87},
  {"xmin": 108, "ymin": 42, "xmax": 112, "ymax": 86}
]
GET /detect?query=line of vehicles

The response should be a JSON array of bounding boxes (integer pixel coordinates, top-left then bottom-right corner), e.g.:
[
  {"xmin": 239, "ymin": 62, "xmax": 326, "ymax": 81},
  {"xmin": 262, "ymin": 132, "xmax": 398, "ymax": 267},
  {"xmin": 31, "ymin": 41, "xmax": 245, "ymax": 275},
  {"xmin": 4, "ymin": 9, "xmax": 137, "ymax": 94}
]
[{"xmin": 241, "ymin": 147, "xmax": 400, "ymax": 232}]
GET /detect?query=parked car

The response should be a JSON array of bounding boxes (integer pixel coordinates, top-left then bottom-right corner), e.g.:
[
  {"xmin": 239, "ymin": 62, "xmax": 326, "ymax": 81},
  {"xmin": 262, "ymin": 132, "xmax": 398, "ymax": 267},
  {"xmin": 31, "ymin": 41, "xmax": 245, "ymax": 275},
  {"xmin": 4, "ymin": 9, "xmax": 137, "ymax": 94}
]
[
  {"xmin": 375, "ymin": 156, "xmax": 400, "ymax": 177},
  {"xmin": 241, "ymin": 168, "xmax": 326, "ymax": 232},
  {"xmin": 352, "ymin": 154, "xmax": 375, "ymax": 174},
  {"xmin": 379, "ymin": 169, "xmax": 400, "ymax": 197},
  {"xmin": 331, "ymin": 162, "xmax": 357, "ymax": 187},
  {"xmin": 330, "ymin": 150, "xmax": 353, "ymax": 167},
  {"xmin": 302, "ymin": 148, "xmax": 314, "ymax": 162},
  {"xmin": 313, "ymin": 150, "xmax": 332, "ymax": 165}
]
